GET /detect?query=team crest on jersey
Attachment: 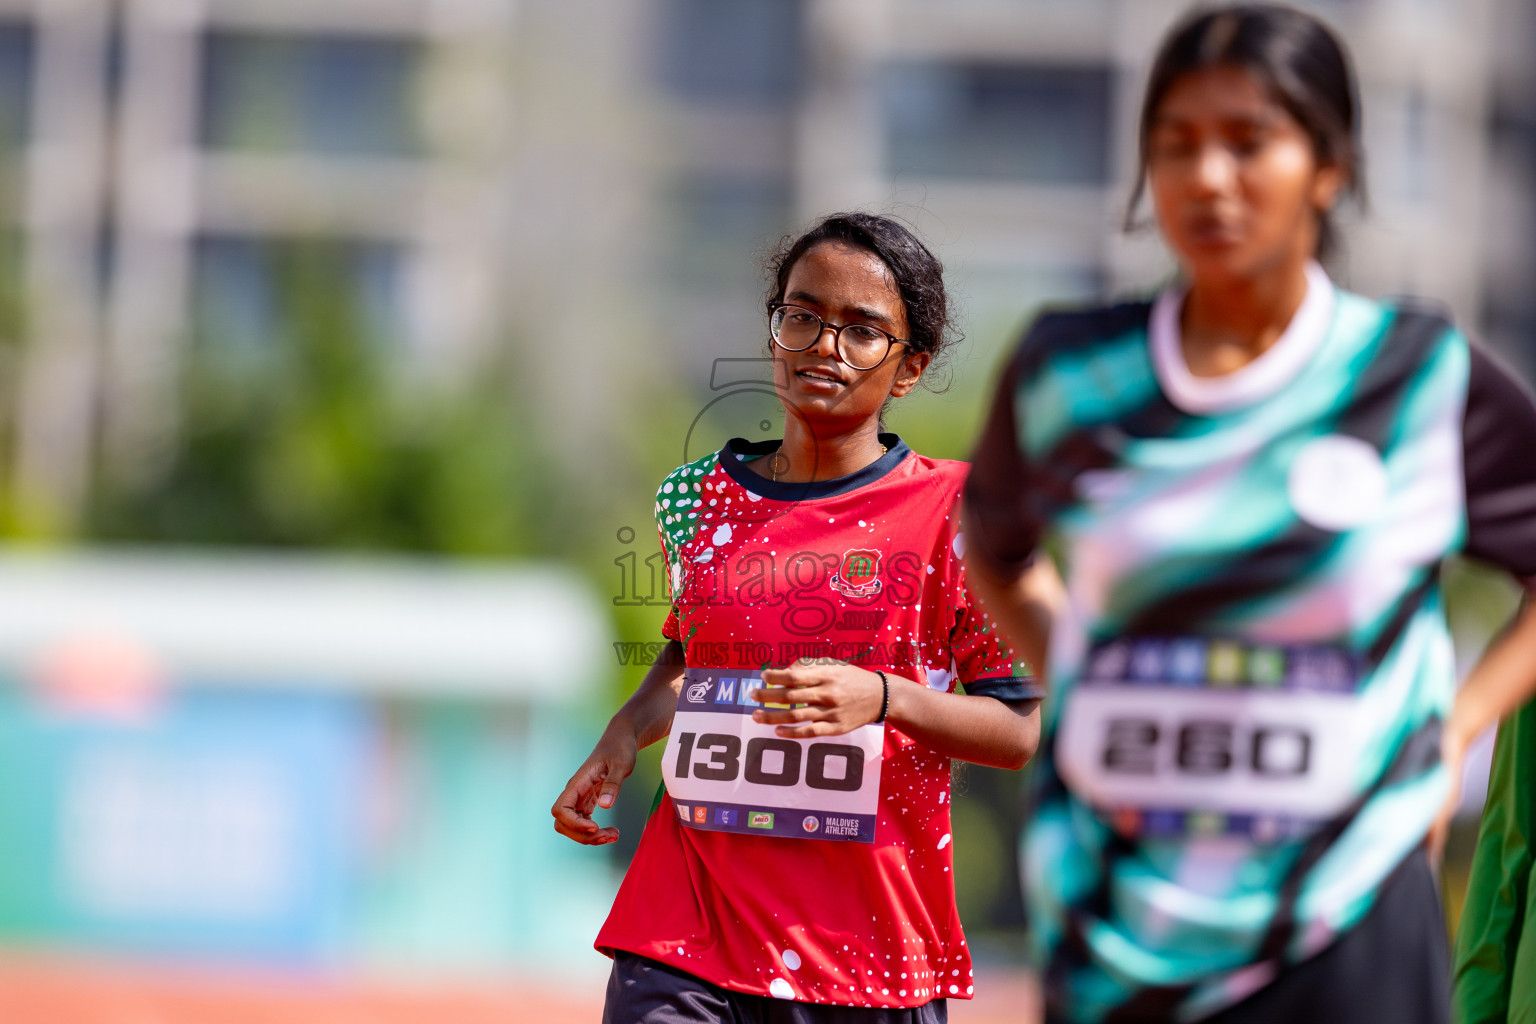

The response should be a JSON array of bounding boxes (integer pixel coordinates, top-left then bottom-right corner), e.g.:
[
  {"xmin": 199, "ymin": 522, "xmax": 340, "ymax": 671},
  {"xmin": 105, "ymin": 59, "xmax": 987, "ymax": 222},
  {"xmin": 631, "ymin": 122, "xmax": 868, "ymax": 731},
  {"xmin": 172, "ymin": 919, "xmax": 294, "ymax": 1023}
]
[{"xmin": 830, "ymin": 549, "xmax": 883, "ymax": 598}]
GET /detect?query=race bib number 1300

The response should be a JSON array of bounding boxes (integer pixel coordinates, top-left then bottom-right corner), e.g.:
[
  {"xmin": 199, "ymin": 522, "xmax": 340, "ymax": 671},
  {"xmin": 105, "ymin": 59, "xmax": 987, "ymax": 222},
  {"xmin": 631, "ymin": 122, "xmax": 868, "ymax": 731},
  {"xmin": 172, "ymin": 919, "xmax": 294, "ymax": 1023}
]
[{"xmin": 661, "ymin": 669, "xmax": 883, "ymax": 843}]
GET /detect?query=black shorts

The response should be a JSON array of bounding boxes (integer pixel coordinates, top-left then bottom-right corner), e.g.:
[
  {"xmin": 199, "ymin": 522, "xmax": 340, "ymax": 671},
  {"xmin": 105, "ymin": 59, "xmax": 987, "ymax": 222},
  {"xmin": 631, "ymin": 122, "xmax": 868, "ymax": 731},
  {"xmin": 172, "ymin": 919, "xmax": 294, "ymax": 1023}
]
[
  {"xmin": 1049, "ymin": 851, "xmax": 1450, "ymax": 1024},
  {"xmin": 603, "ymin": 952, "xmax": 948, "ymax": 1024}
]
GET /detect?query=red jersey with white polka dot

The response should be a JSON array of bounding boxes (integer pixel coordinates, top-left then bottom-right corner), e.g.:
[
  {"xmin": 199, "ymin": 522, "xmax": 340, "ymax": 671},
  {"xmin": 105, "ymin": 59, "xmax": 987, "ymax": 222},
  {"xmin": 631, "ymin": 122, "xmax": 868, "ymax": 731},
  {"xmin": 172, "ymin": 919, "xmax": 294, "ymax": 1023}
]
[{"xmin": 595, "ymin": 435, "xmax": 1037, "ymax": 1009}]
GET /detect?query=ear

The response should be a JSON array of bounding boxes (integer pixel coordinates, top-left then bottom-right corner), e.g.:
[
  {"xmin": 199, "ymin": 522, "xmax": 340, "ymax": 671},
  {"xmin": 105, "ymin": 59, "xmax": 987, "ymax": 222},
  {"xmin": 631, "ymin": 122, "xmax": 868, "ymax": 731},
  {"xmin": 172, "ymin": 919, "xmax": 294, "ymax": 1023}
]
[
  {"xmin": 1311, "ymin": 160, "xmax": 1346, "ymax": 213},
  {"xmin": 888, "ymin": 350, "xmax": 931, "ymax": 398}
]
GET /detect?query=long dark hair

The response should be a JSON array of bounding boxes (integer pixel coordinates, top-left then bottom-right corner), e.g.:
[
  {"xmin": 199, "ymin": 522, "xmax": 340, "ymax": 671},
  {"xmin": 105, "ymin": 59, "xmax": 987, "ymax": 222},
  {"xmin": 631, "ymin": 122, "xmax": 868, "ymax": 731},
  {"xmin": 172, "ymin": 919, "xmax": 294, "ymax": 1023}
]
[
  {"xmin": 1128, "ymin": 4, "xmax": 1365, "ymax": 259},
  {"xmin": 765, "ymin": 213, "xmax": 957, "ymax": 373}
]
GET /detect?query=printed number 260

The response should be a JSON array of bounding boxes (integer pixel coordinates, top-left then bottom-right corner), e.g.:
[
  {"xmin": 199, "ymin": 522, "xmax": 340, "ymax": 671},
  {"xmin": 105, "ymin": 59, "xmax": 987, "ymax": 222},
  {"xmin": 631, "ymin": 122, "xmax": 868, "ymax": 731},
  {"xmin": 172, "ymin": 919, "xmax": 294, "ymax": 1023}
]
[
  {"xmin": 1102, "ymin": 718, "xmax": 1312, "ymax": 777},
  {"xmin": 674, "ymin": 733, "xmax": 864, "ymax": 792}
]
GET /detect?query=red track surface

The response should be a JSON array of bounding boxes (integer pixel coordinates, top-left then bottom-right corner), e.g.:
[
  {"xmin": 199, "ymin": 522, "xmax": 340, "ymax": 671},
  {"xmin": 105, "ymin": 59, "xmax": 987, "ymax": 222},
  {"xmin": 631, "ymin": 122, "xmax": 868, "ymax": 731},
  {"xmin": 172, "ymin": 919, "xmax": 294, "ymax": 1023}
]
[{"xmin": 0, "ymin": 957, "xmax": 1039, "ymax": 1023}]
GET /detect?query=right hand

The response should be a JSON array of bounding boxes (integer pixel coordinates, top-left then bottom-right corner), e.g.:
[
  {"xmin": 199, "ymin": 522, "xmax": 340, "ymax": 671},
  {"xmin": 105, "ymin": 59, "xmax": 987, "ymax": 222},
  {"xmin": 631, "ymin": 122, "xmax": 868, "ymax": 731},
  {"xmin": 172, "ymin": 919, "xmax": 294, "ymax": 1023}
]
[{"xmin": 552, "ymin": 732, "xmax": 638, "ymax": 845}]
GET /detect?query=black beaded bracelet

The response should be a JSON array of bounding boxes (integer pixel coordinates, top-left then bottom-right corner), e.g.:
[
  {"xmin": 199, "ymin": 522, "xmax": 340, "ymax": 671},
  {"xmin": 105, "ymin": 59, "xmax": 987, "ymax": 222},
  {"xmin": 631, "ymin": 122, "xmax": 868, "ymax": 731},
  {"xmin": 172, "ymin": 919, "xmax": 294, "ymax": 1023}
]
[{"xmin": 874, "ymin": 669, "xmax": 890, "ymax": 724}]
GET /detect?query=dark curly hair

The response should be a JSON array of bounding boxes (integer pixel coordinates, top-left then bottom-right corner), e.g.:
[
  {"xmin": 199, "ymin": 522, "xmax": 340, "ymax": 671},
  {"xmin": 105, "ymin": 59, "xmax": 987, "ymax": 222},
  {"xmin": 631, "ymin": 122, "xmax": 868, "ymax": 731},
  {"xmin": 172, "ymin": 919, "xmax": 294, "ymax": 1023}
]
[{"xmin": 764, "ymin": 212, "xmax": 957, "ymax": 385}]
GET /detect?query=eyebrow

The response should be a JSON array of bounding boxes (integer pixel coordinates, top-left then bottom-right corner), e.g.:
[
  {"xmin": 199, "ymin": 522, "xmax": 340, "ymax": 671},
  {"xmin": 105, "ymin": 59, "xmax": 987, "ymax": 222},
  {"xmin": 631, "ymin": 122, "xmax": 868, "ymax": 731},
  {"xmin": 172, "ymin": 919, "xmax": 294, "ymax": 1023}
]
[
  {"xmin": 785, "ymin": 290, "xmax": 896, "ymax": 328},
  {"xmin": 1151, "ymin": 110, "xmax": 1280, "ymax": 130}
]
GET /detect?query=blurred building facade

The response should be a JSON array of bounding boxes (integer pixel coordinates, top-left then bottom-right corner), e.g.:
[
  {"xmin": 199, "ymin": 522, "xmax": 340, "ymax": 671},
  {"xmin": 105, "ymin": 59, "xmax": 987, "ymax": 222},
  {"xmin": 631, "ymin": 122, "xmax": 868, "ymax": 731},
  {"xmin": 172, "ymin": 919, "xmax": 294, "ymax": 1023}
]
[
  {"xmin": 795, "ymin": 0, "xmax": 1508, "ymax": 355},
  {"xmin": 0, "ymin": 0, "xmax": 522, "ymax": 526},
  {"xmin": 1, "ymin": 0, "xmax": 1533, "ymax": 523}
]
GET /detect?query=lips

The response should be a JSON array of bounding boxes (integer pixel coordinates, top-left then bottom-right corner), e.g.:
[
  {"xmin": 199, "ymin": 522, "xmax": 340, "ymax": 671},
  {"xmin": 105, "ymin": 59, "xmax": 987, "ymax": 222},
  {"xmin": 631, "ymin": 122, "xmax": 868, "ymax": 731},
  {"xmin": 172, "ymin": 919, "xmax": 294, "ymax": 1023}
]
[
  {"xmin": 1185, "ymin": 213, "xmax": 1243, "ymax": 246},
  {"xmin": 795, "ymin": 367, "xmax": 846, "ymax": 388}
]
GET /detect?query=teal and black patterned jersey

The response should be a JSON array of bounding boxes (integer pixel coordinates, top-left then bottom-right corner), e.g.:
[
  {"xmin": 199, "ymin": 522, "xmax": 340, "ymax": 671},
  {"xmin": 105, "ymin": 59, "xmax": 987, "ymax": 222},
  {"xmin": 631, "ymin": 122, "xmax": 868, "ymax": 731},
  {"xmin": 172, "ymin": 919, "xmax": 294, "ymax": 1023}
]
[{"xmin": 965, "ymin": 265, "xmax": 1536, "ymax": 1022}]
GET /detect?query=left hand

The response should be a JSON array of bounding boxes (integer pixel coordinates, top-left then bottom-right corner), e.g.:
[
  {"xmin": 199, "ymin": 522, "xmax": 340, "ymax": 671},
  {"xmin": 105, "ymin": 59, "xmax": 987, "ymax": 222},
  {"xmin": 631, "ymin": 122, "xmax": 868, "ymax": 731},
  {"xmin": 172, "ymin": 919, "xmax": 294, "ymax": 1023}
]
[{"xmin": 753, "ymin": 659, "xmax": 886, "ymax": 738}]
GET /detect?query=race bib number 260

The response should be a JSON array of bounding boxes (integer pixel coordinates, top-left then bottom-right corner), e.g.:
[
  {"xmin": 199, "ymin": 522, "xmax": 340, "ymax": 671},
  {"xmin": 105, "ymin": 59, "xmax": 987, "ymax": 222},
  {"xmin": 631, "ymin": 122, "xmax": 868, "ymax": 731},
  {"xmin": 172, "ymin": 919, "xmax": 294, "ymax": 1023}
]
[
  {"xmin": 661, "ymin": 669, "xmax": 883, "ymax": 843},
  {"xmin": 1055, "ymin": 638, "xmax": 1371, "ymax": 840}
]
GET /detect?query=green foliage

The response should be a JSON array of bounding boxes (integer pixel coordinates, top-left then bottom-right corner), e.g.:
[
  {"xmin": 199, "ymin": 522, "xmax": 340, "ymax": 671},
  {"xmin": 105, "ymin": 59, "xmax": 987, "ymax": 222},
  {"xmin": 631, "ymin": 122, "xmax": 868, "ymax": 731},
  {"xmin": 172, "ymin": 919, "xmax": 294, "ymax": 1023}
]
[
  {"xmin": 87, "ymin": 240, "xmax": 550, "ymax": 558},
  {"xmin": 1443, "ymin": 557, "xmax": 1526, "ymax": 653},
  {"xmin": 0, "ymin": 157, "xmax": 26, "ymax": 531},
  {"xmin": 63, "ymin": 231, "xmax": 708, "ymax": 728}
]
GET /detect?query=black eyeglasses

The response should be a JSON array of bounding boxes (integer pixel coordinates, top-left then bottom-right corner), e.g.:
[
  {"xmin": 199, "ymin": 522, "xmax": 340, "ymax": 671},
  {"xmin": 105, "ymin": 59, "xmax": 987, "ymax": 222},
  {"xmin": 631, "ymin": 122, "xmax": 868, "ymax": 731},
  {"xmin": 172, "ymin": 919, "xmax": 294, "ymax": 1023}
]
[{"xmin": 768, "ymin": 304, "xmax": 908, "ymax": 371}]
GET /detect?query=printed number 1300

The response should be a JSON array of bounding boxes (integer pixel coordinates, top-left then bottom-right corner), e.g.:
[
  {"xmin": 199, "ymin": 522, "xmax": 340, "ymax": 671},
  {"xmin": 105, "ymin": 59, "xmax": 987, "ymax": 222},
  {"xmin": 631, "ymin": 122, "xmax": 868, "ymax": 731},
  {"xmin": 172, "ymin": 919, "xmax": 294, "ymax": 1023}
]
[
  {"xmin": 1102, "ymin": 718, "xmax": 1312, "ymax": 777},
  {"xmin": 674, "ymin": 732, "xmax": 864, "ymax": 792}
]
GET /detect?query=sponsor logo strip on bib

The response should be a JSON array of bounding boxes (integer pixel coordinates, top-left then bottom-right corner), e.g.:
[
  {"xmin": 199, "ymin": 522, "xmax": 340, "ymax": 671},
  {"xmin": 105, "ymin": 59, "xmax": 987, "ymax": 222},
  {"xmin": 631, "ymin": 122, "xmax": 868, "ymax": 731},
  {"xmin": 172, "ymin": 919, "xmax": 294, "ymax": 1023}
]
[{"xmin": 662, "ymin": 669, "xmax": 882, "ymax": 843}]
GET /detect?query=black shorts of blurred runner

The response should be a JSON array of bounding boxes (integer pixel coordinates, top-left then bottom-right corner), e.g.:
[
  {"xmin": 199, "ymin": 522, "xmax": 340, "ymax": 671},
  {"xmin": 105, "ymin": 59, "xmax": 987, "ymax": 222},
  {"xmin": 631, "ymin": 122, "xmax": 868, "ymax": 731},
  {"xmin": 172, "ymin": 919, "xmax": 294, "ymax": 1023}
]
[
  {"xmin": 1047, "ymin": 851, "xmax": 1449, "ymax": 1024},
  {"xmin": 604, "ymin": 953, "xmax": 949, "ymax": 1024}
]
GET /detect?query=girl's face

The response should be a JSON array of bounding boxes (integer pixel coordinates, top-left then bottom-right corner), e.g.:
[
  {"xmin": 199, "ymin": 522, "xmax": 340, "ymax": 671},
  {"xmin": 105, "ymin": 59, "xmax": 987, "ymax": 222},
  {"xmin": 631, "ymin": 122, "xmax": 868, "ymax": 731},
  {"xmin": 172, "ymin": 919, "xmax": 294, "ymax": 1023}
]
[
  {"xmin": 1147, "ymin": 65, "xmax": 1344, "ymax": 284},
  {"xmin": 773, "ymin": 242, "xmax": 928, "ymax": 432}
]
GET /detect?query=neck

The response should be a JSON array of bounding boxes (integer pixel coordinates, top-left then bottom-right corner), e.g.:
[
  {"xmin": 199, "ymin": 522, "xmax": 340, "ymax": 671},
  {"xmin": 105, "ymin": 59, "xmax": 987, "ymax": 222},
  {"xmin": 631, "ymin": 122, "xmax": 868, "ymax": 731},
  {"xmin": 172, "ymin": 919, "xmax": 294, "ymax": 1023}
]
[
  {"xmin": 1181, "ymin": 255, "xmax": 1312, "ymax": 377},
  {"xmin": 772, "ymin": 416, "xmax": 887, "ymax": 483}
]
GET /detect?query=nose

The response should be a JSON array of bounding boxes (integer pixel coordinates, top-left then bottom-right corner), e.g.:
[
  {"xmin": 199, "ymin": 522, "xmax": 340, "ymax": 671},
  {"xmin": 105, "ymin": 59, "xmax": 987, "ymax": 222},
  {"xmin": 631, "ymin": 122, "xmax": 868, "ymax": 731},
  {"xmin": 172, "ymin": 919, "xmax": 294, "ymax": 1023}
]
[
  {"xmin": 1191, "ymin": 141, "xmax": 1237, "ymax": 196},
  {"xmin": 810, "ymin": 323, "xmax": 842, "ymax": 361}
]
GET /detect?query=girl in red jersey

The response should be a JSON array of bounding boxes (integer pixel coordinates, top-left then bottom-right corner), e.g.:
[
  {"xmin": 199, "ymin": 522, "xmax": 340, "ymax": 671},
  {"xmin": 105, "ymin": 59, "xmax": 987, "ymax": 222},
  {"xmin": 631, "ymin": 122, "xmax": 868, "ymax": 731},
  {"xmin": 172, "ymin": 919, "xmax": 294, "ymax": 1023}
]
[{"xmin": 553, "ymin": 213, "xmax": 1046, "ymax": 1023}]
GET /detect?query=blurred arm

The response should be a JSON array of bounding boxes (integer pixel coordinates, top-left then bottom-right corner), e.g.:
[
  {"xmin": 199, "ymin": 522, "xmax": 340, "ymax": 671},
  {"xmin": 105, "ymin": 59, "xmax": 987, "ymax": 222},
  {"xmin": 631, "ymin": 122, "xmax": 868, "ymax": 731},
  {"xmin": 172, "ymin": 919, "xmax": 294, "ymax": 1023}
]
[
  {"xmin": 960, "ymin": 330, "xmax": 1057, "ymax": 677},
  {"xmin": 1452, "ymin": 343, "xmax": 1536, "ymax": 777},
  {"xmin": 962, "ymin": 507, "xmax": 1061, "ymax": 684},
  {"xmin": 1434, "ymin": 343, "xmax": 1536, "ymax": 849},
  {"xmin": 1447, "ymin": 594, "xmax": 1536, "ymax": 771}
]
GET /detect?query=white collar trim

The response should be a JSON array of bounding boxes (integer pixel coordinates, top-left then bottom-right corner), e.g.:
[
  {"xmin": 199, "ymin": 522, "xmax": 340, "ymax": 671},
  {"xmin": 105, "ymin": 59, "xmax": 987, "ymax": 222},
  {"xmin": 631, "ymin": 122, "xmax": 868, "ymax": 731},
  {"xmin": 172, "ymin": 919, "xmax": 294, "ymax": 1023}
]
[{"xmin": 1149, "ymin": 261, "xmax": 1336, "ymax": 415}]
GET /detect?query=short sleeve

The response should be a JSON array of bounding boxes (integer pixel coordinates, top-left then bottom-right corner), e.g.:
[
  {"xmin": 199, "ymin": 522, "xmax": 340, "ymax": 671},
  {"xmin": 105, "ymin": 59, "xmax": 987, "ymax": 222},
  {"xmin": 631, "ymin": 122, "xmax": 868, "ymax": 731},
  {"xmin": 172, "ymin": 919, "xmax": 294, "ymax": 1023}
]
[
  {"xmin": 964, "ymin": 333, "xmax": 1042, "ymax": 572},
  {"xmin": 953, "ymin": 596, "xmax": 1042, "ymax": 701},
  {"xmin": 1463, "ymin": 344, "xmax": 1536, "ymax": 586},
  {"xmin": 655, "ymin": 489, "xmax": 686, "ymax": 642},
  {"xmin": 659, "ymin": 517, "xmax": 683, "ymax": 640}
]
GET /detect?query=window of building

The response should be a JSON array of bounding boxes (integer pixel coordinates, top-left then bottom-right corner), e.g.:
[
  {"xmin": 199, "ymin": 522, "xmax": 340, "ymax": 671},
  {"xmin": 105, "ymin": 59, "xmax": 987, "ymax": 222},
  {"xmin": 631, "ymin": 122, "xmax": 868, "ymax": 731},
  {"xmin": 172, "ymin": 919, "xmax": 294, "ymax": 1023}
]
[
  {"xmin": 1380, "ymin": 85, "xmax": 1433, "ymax": 204},
  {"xmin": 1484, "ymin": 93, "xmax": 1536, "ymax": 385},
  {"xmin": 882, "ymin": 62, "xmax": 1113, "ymax": 185},
  {"xmin": 657, "ymin": 0, "xmax": 804, "ymax": 105},
  {"xmin": 660, "ymin": 174, "xmax": 793, "ymax": 378},
  {"xmin": 666, "ymin": 175, "xmax": 792, "ymax": 286},
  {"xmin": 192, "ymin": 235, "xmax": 406, "ymax": 359},
  {"xmin": 199, "ymin": 32, "xmax": 423, "ymax": 157},
  {"xmin": 0, "ymin": 22, "xmax": 34, "ymax": 153}
]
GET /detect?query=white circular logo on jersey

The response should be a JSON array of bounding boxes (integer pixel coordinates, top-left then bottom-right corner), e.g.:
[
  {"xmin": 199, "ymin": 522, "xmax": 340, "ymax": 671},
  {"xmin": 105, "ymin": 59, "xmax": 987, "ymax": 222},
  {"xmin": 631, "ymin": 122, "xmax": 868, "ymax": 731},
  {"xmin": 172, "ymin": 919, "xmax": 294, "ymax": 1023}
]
[
  {"xmin": 802, "ymin": 815, "xmax": 820, "ymax": 833},
  {"xmin": 1287, "ymin": 434, "xmax": 1388, "ymax": 531}
]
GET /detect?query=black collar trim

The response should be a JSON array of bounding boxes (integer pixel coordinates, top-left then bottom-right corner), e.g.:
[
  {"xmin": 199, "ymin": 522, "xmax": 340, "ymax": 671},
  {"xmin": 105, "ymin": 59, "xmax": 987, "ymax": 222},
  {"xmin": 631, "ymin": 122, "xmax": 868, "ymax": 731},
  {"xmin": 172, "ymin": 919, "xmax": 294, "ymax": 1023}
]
[{"xmin": 719, "ymin": 433, "xmax": 911, "ymax": 502}]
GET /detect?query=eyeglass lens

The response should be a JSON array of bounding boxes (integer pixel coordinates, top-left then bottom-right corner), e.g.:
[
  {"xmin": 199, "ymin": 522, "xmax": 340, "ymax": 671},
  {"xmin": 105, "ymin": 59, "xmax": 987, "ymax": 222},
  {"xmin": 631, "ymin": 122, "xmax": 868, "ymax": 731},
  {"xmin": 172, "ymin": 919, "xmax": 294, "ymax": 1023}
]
[{"xmin": 770, "ymin": 306, "xmax": 892, "ymax": 370}]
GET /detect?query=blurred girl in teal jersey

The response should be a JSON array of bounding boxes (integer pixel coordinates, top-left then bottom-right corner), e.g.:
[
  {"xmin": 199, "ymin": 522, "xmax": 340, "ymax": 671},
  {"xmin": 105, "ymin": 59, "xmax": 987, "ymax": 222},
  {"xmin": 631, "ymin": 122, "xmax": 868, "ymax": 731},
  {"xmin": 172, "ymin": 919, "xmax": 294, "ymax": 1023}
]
[{"xmin": 963, "ymin": 5, "xmax": 1536, "ymax": 1022}]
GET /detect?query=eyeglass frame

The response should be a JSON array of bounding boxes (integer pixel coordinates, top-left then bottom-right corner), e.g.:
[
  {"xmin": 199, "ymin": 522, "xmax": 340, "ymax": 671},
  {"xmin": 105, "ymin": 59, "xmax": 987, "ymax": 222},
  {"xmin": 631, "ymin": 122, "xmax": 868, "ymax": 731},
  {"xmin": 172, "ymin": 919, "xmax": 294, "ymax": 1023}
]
[{"xmin": 766, "ymin": 302, "xmax": 910, "ymax": 371}]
